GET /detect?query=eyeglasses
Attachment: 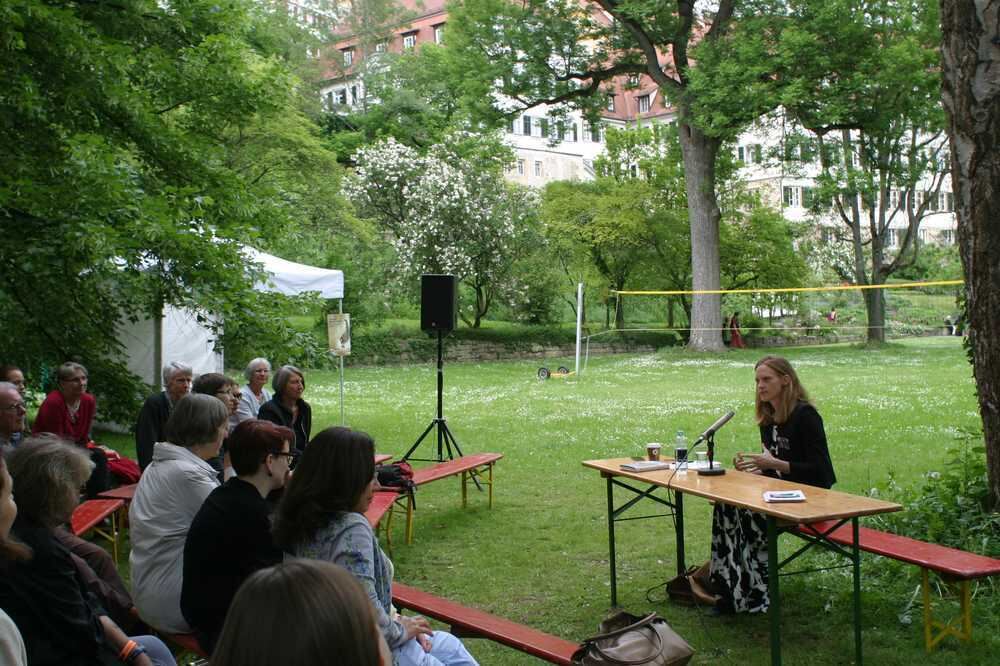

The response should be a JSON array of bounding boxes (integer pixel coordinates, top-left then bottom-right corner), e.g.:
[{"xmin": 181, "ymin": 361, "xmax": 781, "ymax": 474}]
[
  {"xmin": 0, "ymin": 402, "xmax": 26, "ymax": 413},
  {"xmin": 273, "ymin": 450, "xmax": 299, "ymax": 468}
]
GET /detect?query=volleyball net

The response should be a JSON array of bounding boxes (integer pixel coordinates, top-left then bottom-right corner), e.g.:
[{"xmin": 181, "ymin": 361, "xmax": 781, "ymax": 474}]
[{"xmin": 569, "ymin": 279, "xmax": 964, "ymax": 375}]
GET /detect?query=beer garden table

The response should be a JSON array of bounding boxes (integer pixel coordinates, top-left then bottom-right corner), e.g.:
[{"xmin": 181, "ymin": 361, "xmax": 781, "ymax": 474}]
[{"xmin": 582, "ymin": 458, "xmax": 902, "ymax": 666}]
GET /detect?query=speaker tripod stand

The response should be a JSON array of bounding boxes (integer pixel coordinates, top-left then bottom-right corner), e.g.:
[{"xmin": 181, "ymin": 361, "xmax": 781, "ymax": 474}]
[{"xmin": 400, "ymin": 330, "xmax": 483, "ymax": 490}]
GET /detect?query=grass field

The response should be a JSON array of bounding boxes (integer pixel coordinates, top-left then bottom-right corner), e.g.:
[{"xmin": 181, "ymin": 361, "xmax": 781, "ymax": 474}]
[{"xmin": 99, "ymin": 336, "xmax": 998, "ymax": 664}]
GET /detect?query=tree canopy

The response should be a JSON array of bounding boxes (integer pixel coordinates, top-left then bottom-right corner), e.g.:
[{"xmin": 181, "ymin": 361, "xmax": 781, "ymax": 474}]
[{"xmin": 0, "ymin": 0, "xmax": 346, "ymax": 421}]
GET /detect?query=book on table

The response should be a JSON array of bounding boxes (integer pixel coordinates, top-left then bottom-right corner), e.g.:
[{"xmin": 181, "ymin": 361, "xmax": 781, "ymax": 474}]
[
  {"xmin": 763, "ymin": 490, "xmax": 806, "ymax": 502},
  {"xmin": 620, "ymin": 460, "xmax": 672, "ymax": 472}
]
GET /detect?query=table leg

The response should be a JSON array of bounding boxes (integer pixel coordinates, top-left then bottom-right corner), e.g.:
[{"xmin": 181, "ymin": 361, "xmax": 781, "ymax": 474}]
[
  {"xmin": 674, "ymin": 490, "xmax": 686, "ymax": 576},
  {"xmin": 606, "ymin": 475, "xmax": 617, "ymax": 607},
  {"xmin": 768, "ymin": 516, "xmax": 781, "ymax": 666},
  {"xmin": 852, "ymin": 517, "xmax": 863, "ymax": 664}
]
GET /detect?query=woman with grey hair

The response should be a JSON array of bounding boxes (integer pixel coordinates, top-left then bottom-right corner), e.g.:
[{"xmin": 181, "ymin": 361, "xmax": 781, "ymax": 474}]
[
  {"xmin": 0, "ymin": 437, "xmax": 176, "ymax": 665},
  {"xmin": 233, "ymin": 358, "xmax": 272, "ymax": 426},
  {"xmin": 134, "ymin": 361, "xmax": 193, "ymax": 470},
  {"xmin": 258, "ymin": 365, "xmax": 312, "ymax": 452},
  {"xmin": 31, "ymin": 362, "xmax": 110, "ymax": 497},
  {"xmin": 129, "ymin": 394, "xmax": 227, "ymax": 634}
]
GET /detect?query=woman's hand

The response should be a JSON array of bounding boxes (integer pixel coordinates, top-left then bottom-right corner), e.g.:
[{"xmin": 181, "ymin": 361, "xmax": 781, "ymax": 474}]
[
  {"xmin": 401, "ymin": 614, "xmax": 434, "ymax": 651},
  {"xmin": 733, "ymin": 452, "xmax": 763, "ymax": 474},
  {"xmin": 746, "ymin": 447, "xmax": 790, "ymax": 475}
]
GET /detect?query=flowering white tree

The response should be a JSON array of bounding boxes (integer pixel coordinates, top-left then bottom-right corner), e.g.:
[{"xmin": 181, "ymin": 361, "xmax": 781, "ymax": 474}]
[{"xmin": 346, "ymin": 136, "xmax": 538, "ymax": 327}]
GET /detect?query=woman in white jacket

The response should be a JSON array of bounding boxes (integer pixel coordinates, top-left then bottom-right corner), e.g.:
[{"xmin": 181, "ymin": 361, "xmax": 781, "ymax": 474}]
[{"xmin": 129, "ymin": 394, "xmax": 228, "ymax": 634}]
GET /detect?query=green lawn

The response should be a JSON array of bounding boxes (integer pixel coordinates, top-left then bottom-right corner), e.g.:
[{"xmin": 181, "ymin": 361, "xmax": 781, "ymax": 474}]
[{"xmin": 99, "ymin": 336, "xmax": 998, "ymax": 664}]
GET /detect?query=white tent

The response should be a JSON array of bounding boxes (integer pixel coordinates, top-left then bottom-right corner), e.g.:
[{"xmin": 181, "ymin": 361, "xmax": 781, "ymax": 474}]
[{"xmin": 118, "ymin": 248, "xmax": 344, "ymax": 388}]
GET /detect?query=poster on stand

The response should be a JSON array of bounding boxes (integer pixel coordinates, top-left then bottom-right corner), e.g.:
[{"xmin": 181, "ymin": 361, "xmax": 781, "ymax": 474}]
[{"xmin": 327, "ymin": 313, "xmax": 351, "ymax": 356}]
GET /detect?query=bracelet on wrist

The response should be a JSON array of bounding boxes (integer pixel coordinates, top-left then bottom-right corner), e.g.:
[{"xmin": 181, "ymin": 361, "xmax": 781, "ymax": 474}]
[{"xmin": 123, "ymin": 643, "xmax": 147, "ymax": 664}]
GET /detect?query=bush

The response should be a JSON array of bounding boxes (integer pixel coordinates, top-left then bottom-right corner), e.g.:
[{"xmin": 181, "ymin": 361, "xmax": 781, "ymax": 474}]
[{"xmin": 872, "ymin": 433, "xmax": 1000, "ymax": 556}]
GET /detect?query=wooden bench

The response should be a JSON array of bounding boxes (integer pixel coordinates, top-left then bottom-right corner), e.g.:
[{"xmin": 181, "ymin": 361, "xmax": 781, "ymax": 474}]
[
  {"xmin": 397, "ymin": 453, "xmax": 503, "ymax": 544},
  {"xmin": 797, "ymin": 519, "xmax": 1000, "ymax": 651},
  {"xmin": 392, "ymin": 582, "xmax": 578, "ymax": 665},
  {"xmin": 365, "ymin": 489, "xmax": 408, "ymax": 553},
  {"xmin": 71, "ymin": 499, "xmax": 124, "ymax": 564}
]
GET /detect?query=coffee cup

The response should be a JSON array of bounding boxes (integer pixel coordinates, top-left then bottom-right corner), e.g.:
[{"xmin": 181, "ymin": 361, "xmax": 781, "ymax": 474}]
[{"xmin": 646, "ymin": 443, "xmax": 662, "ymax": 461}]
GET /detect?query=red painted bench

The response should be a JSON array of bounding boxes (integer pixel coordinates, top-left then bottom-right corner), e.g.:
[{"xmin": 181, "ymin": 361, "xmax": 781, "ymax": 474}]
[
  {"xmin": 365, "ymin": 489, "xmax": 407, "ymax": 553},
  {"xmin": 797, "ymin": 519, "xmax": 1000, "ymax": 651},
  {"xmin": 71, "ymin": 499, "xmax": 125, "ymax": 564},
  {"xmin": 396, "ymin": 453, "xmax": 503, "ymax": 544},
  {"xmin": 97, "ymin": 483, "xmax": 138, "ymax": 503},
  {"xmin": 392, "ymin": 583, "xmax": 578, "ymax": 665}
]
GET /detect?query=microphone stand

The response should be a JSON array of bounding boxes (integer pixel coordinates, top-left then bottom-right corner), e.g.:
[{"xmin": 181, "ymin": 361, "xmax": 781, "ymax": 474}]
[{"xmin": 698, "ymin": 431, "xmax": 726, "ymax": 476}]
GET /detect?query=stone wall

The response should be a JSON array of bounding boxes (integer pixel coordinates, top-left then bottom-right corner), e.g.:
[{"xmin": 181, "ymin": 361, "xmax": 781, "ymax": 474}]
[{"xmin": 388, "ymin": 340, "xmax": 657, "ymax": 365}]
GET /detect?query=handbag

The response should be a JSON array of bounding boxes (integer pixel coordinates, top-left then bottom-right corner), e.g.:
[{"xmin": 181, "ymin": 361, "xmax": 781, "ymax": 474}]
[
  {"xmin": 666, "ymin": 561, "xmax": 719, "ymax": 608},
  {"xmin": 572, "ymin": 610, "xmax": 694, "ymax": 665}
]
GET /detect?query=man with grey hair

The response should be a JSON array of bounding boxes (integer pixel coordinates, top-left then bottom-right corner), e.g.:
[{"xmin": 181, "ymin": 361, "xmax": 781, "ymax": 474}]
[
  {"xmin": 134, "ymin": 361, "xmax": 193, "ymax": 470},
  {"xmin": 0, "ymin": 381, "xmax": 26, "ymax": 454}
]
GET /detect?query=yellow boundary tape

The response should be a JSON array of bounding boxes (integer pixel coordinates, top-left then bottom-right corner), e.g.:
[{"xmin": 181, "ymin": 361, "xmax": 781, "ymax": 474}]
[{"xmin": 613, "ymin": 279, "xmax": 964, "ymax": 297}]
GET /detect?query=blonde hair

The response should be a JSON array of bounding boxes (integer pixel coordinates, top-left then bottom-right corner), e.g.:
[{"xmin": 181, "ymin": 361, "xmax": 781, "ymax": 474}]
[{"xmin": 754, "ymin": 356, "xmax": 811, "ymax": 426}]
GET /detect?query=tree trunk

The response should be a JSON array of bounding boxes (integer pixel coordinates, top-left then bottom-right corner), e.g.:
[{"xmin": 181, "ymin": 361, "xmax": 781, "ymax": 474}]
[
  {"xmin": 614, "ymin": 291, "xmax": 624, "ymax": 329},
  {"xmin": 940, "ymin": 0, "xmax": 1000, "ymax": 507},
  {"xmin": 862, "ymin": 288, "xmax": 886, "ymax": 344},
  {"xmin": 677, "ymin": 119, "xmax": 725, "ymax": 351}
]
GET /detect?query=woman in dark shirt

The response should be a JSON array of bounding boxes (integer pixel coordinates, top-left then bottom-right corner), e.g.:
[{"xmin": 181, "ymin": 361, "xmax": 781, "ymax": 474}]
[
  {"xmin": 257, "ymin": 365, "xmax": 312, "ymax": 453},
  {"xmin": 707, "ymin": 355, "xmax": 836, "ymax": 614},
  {"xmin": 181, "ymin": 420, "xmax": 291, "ymax": 654}
]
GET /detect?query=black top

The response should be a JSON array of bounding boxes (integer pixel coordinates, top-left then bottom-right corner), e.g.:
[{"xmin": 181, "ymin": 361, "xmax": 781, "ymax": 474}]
[
  {"xmin": 0, "ymin": 517, "xmax": 119, "ymax": 666},
  {"xmin": 181, "ymin": 477, "xmax": 283, "ymax": 653},
  {"xmin": 257, "ymin": 397, "xmax": 312, "ymax": 452},
  {"xmin": 134, "ymin": 391, "xmax": 171, "ymax": 470},
  {"xmin": 760, "ymin": 402, "xmax": 837, "ymax": 489}
]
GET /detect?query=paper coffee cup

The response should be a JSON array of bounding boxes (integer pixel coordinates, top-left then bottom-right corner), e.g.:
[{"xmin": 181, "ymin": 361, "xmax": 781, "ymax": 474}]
[{"xmin": 646, "ymin": 443, "xmax": 662, "ymax": 461}]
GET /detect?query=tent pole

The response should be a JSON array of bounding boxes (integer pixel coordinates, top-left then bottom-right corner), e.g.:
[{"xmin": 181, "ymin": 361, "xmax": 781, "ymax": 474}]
[
  {"xmin": 153, "ymin": 298, "xmax": 164, "ymax": 390},
  {"xmin": 339, "ymin": 299, "xmax": 345, "ymax": 425}
]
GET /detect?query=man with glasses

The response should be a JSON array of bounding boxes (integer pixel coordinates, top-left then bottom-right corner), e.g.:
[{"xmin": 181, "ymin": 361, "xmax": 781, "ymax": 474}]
[
  {"xmin": 0, "ymin": 381, "xmax": 26, "ymax": 454},
  {"xmin": 181, "ymin": 419, "xmax": 294, "ymax": 654}
]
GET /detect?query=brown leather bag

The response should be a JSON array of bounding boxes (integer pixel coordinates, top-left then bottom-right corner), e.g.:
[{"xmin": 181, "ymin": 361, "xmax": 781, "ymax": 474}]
[{"xmin": 571, "ymin": 611, "xmax": 694, "ymax": 665}]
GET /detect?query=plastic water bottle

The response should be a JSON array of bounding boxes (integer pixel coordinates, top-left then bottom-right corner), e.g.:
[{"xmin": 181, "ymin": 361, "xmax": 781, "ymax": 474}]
[{"xmin": 674, "ymin": 430, "xmax": 688, "ymax": 470}]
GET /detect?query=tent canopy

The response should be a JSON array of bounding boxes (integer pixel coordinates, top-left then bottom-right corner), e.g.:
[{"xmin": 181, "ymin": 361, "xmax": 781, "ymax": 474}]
[
  {"xmin": 246, "ymin": 247, "xmax": 344, "ymax": 300},
  {"xmin": 119, "ymin": 248, "xmax": 343, "ymax": 388}
]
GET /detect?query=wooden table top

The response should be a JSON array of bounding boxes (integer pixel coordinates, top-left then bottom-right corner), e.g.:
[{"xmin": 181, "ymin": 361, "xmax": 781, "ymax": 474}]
[{"xmin": 583, "ymin": 457, "xmax": 902, "ymax": 523}]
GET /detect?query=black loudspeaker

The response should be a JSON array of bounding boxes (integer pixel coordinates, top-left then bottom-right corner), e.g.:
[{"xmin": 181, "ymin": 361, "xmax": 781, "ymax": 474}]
[{"xmin": 420, "ymin": 274, "xmax": 457, "ymax": 333}]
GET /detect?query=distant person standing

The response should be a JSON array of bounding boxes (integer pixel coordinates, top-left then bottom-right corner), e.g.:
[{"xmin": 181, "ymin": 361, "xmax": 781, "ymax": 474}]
[
  {"xmin": 827, "ymin": 308, "xmax": 838, "ymax": 323},
  {"xmin": 728, "ymin": 312, "xmax": 746, "ymax": 349}
]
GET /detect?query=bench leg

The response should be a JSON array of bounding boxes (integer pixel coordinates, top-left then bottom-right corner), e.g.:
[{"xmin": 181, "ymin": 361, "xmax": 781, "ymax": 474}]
[
  {"xmin": 405, "ymin": 493, "xmax": 415, "ymax": 546},
  {"xmin": 923, "ymin": 570, "xmax": 974, "ymax": 652},
  {"xmin": 93, "ymin": 512, "xmax": 120, "ymax": 566},
  {"xmin": 488, "ymin": 463, "xmax": 494, "ymax": 508},
  {"xmin": 384, "ymin": 500, "xmax": 394, "ymax": 555},
  {"xmin": 461, "ymin": 471, "xmax": 468, "ymax": 508}
]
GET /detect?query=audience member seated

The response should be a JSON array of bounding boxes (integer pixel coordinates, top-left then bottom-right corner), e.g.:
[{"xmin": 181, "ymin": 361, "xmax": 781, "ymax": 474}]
[
  {"xmin": 0, "ymin": 437, "xmax": 175, "ymax": 666},
  {"xmin": 212, "ymin": 559, "xmax": 390, "ymax": 666},
  {"xmin": 0, "ymin": 454, "xmax": 27, "ymax": 666},
  {"xmin": 258, "ymin": 364, "xmax": 311, "ymax": 452},
  {"xmin": 274, "ymin": 427, "xmax": 478, "ymax": 666},
  {"xmin": 0, "ymin": 365, "xmax": 26, "ymax": 446},
  {"xmin": 191, "ymin": 373, "xmax": 240, "ymax": 476},
  {"xmin": 234, "ymin": 358, "xmax": 271, "ymax": 427},
  {"xmin": 135, "ymin": 361, "xmax": 192, "ymax": 470},
  {"xmin": 0, "ymin": 382, "xmax": 27, "ymax": 454},
  {"xmin": 31, "ymin": 362, "xmax": 109, "ymax": 497},
  {"xmin": 180, "ymin": 419, "xmax": 291, "ymax": 653},
  {"xmin": 130, "ymin": 394, "xmax": 226, "ymax": 634}
]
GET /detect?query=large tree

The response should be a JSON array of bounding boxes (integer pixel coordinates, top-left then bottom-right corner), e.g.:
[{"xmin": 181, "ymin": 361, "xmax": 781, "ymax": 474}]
[
  {"xmin": 447, "ymin": 0, "xmax": 756, "ymax": 350},
  {"xmin": 939, "ymin": 0, "xmax": 1000, "ymax": 506},
  {"xmin": 0, "ymin": 1, "xmax": 345, "ymax": 422},
  {"xmin": 699, "ymin": 0, "xmax": 947, "ymax": 344}
]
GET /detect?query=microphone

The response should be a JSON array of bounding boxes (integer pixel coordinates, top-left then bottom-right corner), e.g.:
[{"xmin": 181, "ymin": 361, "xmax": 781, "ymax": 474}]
[
  {"xmin": 692, "ymin": 410, "xmax": 735, "ymax": 446},
  {"xmin": 695, "ymin": 410, "xmax": 734, "ymax": 476}
]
